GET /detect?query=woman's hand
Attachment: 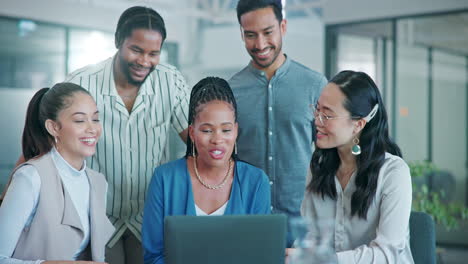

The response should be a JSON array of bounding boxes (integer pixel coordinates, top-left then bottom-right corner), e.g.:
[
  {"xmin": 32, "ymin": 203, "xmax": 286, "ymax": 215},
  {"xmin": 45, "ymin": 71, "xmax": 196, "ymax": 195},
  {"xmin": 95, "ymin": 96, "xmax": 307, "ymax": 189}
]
[{"xmin": 285, "ymin": 248, "xmax": 296, "ymax": 264}]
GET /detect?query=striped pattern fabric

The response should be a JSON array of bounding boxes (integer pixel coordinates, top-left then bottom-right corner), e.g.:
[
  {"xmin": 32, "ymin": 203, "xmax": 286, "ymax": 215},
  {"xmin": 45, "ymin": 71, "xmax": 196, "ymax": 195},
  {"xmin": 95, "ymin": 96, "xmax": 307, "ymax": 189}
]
[{"xmin": 65, "ymin": 56, "xmax": 190, "ymax": 246}]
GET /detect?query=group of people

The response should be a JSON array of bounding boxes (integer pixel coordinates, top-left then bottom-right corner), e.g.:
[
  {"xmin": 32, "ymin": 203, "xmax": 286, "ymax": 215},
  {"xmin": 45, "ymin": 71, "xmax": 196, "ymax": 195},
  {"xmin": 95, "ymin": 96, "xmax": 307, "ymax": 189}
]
[{"xmin": 0, "ymin": 0, "xmax": 414, "ymax": 264}]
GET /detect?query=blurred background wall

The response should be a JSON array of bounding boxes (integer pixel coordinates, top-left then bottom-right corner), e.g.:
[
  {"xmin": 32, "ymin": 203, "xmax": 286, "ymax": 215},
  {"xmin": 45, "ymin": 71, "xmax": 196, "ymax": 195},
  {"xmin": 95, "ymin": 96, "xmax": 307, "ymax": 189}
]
[{"xmin": 0, "ymin": 0, "xmax": 467, "ymax": 253}]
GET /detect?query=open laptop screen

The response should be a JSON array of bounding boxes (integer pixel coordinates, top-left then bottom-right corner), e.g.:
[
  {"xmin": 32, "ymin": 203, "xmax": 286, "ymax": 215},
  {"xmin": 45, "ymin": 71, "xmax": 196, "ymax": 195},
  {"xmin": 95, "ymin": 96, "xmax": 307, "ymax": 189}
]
[{"xmin": 164, "ymin": 214, "xmax": 287, "ymax": 264}]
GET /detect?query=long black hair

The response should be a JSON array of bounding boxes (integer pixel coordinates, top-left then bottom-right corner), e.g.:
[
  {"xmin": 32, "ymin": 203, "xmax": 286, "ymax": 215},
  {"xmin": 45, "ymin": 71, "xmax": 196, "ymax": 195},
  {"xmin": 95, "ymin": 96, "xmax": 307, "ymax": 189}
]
[
  {"xmin": 185, "ymin": 77, "xmax": 238, "ymax": 160},
  {"xmin": 22, "ymin": 82, "xmax": 91, "ymax": 160},
  {"xmin": 307, "ymin": 70, "xmax": 402, "ymax": 219},
  {"xmin": 115, "ymin": 6, "xmax": 166, "ymax": 49}
]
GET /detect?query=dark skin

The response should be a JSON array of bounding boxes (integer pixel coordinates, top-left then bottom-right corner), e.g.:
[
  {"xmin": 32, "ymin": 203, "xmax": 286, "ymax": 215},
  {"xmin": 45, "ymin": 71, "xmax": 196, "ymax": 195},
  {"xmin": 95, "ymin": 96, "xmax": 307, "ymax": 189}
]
[
  {"xmin": 114, "ymin": 28, "xmax": 188, "ymax": 142},
  {"xmin": 10, "ymin": 29, "xmax": 188, "ymax": 177}
]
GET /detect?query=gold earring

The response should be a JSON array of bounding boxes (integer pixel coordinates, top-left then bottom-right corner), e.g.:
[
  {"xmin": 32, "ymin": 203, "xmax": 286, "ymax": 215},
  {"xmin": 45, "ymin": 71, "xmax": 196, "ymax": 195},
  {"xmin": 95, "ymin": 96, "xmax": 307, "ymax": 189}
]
[{"xmin": 192, "ymin": 143, "xmax": 196, "ymax": 157}]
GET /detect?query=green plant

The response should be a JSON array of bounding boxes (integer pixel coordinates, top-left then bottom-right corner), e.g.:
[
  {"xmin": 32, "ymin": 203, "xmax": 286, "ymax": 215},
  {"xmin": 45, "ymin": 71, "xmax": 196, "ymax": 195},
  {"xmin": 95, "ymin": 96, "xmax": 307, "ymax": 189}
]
[{"xmin": 409, "ymin": 161, "xmax": 468, "ymax": 231}]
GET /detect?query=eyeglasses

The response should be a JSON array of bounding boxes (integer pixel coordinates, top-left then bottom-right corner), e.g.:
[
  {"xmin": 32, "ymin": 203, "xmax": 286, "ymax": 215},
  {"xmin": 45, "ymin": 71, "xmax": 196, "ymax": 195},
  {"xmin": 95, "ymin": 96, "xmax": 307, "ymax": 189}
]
[{"xmin": 312, "ymin": 106, "xmax": 360, "ymax": 126}]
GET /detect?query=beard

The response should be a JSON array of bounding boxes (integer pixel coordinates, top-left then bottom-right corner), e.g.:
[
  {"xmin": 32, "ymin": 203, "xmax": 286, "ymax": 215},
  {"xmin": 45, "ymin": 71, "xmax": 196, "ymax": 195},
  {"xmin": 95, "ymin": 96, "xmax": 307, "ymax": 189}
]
[
  {"xmin": 249, "ymin": 41, "xmax": 283, "ymax": 69},
  {"xmin": 117, "ymin": 53, "xmax": 155, "ymax": 87}
]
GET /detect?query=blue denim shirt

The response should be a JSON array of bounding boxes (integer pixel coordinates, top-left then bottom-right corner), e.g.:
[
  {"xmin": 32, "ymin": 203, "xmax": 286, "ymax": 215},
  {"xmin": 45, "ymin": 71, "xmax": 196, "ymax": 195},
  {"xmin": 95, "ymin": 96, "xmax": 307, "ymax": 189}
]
[{"xmin": 229, "ymin": 55, "xmax": 327, "ymax": 218}]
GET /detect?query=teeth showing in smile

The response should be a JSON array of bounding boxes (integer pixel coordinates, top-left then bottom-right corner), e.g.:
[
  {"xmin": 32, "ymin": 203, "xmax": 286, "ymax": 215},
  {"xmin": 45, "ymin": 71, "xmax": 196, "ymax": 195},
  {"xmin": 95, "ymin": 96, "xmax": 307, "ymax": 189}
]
[
  {"xmin": 258, "ymin": 49, "xmax": 270, "ymax": 56},
  {"xmin": 81, "ymin": 138, "xmax": 96, "ymax": 143},
  {"xmin": 212, "ymin": 150, "xmax": 222, "ymax": 155}
]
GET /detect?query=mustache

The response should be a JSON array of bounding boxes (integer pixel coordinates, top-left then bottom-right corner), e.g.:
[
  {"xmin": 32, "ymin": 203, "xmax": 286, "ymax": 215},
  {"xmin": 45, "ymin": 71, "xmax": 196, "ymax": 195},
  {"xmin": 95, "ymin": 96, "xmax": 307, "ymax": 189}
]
[
  {"xmin": 129, "ymin": 63, "xmax": 153, "ymax": 70},
  {"xmin": 251, "ymin": 46, "xmax": 274, "ymax": 53}
]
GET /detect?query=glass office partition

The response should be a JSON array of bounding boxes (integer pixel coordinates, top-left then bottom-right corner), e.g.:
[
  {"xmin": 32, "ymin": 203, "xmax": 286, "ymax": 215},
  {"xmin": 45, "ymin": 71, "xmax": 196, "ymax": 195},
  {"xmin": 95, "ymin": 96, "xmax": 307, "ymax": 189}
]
[
  {"xmin": 325, "ymin": 11, "xmax": 468, "ymax": 245},
  {"xmin": 0, "ymin": 16, "xmax": 182, "ymax": 192},
  {"xmin": 395, "ymin": 43, "xmax": 429, "ymax": 162},
  {"xmin": 68, "ymin": 29, "xmax": 116, "ymax": 72},
  {"xmin": 0, "ymin": 17, "xmax": 66, "ymax": 89}
]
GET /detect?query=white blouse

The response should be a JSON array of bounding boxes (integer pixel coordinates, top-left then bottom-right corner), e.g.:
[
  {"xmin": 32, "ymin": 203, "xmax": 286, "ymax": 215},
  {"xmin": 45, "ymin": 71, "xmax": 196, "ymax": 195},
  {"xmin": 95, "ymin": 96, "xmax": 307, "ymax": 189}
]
[
  {"xmin": 302, "ymin": 153, "xmax": 414, "ymax": 264},
  {"xmin": 0, "ymin": 148, "xmax": 91, "ymax": 264},
  {"xmin": 195, "ymin": 201, "xmax": 228, "ymax": 216}
]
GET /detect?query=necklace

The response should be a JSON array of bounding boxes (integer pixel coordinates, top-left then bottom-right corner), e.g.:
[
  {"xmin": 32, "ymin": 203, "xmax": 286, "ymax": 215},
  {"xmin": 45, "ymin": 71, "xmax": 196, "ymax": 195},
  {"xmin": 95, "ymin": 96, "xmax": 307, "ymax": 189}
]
[{"xmin": 193, "ymin": 157, "xmax": 232, "ymax": 190}]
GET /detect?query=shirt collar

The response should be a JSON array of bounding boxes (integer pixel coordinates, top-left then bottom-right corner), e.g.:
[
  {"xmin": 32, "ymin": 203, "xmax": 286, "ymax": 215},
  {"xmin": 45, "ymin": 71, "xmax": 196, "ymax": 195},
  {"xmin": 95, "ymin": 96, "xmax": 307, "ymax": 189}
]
[
  {"xmin": 247, "ymin": 54, "xmax": 291, "ymax": 78},
  {"xmin": 51, "ymin": 147, "xmax": 87, "ymax": 178}
]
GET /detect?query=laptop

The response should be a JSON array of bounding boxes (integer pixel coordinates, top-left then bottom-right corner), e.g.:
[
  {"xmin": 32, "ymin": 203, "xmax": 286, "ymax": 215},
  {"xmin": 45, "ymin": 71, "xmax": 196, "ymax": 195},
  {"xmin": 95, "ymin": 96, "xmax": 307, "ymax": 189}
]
[{"xmin": 164, "ymin": 214, "xmax": 287, "ymax": 264}]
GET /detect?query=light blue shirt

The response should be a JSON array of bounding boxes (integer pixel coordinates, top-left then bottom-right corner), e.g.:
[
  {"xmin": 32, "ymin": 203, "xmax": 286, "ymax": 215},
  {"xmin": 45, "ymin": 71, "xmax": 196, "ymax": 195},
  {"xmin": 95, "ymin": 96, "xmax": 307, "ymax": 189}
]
[
  {"xmin": 0, "ymin": 148, "xmax": 90, "ymax": 264},
  {"xmin": 229, "ymin": 55, "xmax": 327, "ymax": 218},
  {"xmin": 142, "ymin": 158, "xmax": 271, "ymax": 264}
]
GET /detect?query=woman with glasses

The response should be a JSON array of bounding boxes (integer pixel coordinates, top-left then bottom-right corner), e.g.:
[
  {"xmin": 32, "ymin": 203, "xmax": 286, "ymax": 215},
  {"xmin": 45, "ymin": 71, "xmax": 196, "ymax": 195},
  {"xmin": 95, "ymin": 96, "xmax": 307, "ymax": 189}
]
[{"xmin": 302, "ymin": 71, "xmax": 414, "ymax": 263}]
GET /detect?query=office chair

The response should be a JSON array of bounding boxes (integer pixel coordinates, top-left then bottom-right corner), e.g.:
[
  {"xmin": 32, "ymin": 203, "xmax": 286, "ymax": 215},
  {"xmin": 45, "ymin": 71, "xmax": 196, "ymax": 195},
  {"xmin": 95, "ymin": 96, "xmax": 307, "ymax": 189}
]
[{"xmin": 409, "ymin": 211, "xmax": 436, "ymax": 264}]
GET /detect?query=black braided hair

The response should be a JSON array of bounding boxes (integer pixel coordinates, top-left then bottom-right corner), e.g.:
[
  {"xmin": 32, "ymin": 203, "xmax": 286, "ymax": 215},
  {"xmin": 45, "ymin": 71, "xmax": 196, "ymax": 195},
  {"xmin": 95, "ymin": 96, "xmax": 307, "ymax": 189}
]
[
  {"xmin": 115, "ymin": 6, "xmax": 166, "ymax": 49},
  {"xmin": 185, "ymin": 77, "xmax": 238, "ymax": 160}
]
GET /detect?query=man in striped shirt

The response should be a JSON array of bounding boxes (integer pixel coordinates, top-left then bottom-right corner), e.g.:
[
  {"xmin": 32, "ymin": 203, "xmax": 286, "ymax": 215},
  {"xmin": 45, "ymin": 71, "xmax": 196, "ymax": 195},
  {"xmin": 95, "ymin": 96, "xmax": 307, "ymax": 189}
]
[{"xmin": 65, "ymin": 6, "xmax": 190, "ymax": 264}]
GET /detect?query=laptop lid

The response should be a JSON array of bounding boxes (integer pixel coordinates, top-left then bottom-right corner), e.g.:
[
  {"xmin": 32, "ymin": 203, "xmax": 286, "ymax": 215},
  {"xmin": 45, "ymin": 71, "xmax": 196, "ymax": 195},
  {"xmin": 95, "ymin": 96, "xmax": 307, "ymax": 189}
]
[{"xmin": 164, "ymin": 214, "xmax": 287, "ymax": 264}]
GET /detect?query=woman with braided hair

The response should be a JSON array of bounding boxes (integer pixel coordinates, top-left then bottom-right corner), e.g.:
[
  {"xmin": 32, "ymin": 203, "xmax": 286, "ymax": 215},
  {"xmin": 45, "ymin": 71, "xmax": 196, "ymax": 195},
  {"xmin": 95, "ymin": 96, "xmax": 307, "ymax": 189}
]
[{"xmin": 142, "ymin": 77, "xmax": 271, "ymax": 264}]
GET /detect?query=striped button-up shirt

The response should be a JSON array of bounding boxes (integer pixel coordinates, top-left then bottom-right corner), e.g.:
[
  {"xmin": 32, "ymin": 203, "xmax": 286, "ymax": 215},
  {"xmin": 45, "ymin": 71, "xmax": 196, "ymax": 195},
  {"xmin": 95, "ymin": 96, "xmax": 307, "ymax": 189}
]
[{"xmin": 65, "ymin": 56, "xmax": 190, "ymax": 246}]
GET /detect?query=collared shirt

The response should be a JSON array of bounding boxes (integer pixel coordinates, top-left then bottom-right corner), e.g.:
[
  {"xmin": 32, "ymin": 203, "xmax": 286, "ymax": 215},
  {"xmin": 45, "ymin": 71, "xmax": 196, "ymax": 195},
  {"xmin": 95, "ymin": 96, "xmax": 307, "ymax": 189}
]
[
  {"xmin": 302, "ymin": 153, "xmax": 414, "ymax": 264},
  {"xmin": 65, "ymin": 56, "xmax": 190, "ymax": 246},
  {"xmin": 0, "ymin": 148, "xmax": 91, "ymax": 264},
  {"xmin": 228, "ymin": 56, "xmax": 327, "ymax": 217}
]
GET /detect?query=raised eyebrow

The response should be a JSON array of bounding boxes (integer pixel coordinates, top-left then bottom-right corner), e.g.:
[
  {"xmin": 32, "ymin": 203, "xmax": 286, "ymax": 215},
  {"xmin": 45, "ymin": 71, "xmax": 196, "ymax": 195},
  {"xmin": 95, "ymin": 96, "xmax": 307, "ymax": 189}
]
[
  {"xmin": 262, "ymin": 25, "xmax": 275, "ymax": 31},
  {"xmin": 199, "ymin": 123, "xmax": 214, "ymax": 127},
  {"xmin": 129, "ymin": 45, "xmax": 143, "ymax": 51},
  {"xmin": 72, "ymin": 111, "xmax": 99, "ymax": 116},
  {"xmin": 243, "ymin": 29, "xmax": 257, "ymax": 35},
  {"xmin": 321, "ymin": 106, "xmax": 336, "ymax": 114},
  {"xmin": 316, "ymin": 103, "xmax": 335, "ymax": 113},
  {"xmin": 199, "ymin": 122, "xmax": 233, "ymax": 127}
]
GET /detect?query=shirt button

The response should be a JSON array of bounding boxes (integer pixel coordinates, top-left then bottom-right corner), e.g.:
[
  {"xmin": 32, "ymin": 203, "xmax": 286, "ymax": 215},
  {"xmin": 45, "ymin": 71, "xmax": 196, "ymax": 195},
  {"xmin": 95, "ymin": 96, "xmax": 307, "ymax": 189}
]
[
  {"xmin": 268, "ymin": 156, "xmax": 273, "ymax": 161},
  {"xmin": 269, "ymin": 131, "xmax": 273, "ymax": 136},
  {"xmin": 270, "ymin": 206, "xmax": 274, "ymax": 211},
  {"xmin": 261, "ymin": 72, "xmax": 265, "ymax": 76},
  {"xmin": 269, "ymin": 181, "xmax": 273, "ymax": 185},
  {"xmin": 268, "ymin": 84, "xmax": 272, "ymax": 89},
  {"xmin": 268, "ymin": 107, "xmax": 272, "ymax": 111}
]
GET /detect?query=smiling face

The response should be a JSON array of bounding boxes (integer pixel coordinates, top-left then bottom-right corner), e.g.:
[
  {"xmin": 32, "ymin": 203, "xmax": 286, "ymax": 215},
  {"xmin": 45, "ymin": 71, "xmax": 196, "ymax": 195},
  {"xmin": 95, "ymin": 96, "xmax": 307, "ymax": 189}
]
[
  {"xmin": 46, "ymin": 92, "xmax": 101, "ymax": 167},
  {"xmin": 240, "ymin": 7, "xmax": 286, "ymax": 71},
  {"xmin": 189, "ymin": 100, "xmax": 238, "ymax": 169},
  {"xmin": 116, "ymin": 28, "xmax": 162, "ymax": 86},
  {"xmin": 314, "ymin": 83, "xmax": 361, "ymax": 152}
]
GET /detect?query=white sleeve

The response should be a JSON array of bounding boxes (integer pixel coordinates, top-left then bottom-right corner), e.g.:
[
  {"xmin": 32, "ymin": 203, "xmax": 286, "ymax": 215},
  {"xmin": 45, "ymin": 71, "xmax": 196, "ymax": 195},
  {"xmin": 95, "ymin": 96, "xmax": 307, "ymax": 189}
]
[
  {"xmin": 0, "ymin": 165, "xmax": 44, "ymax": 264},
  {"xmin": 336, "ymin": 159, "xmax": 413, "ymax": 264}
]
